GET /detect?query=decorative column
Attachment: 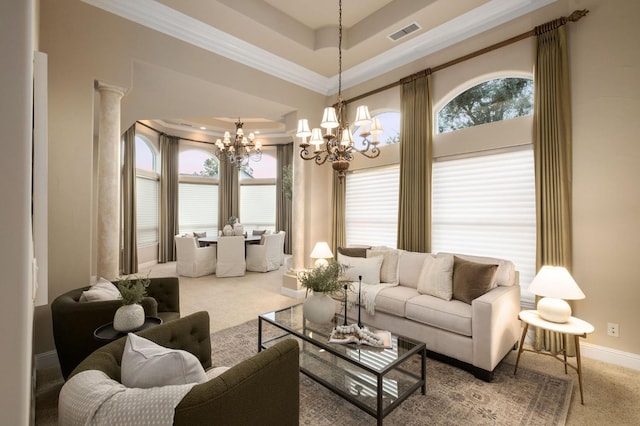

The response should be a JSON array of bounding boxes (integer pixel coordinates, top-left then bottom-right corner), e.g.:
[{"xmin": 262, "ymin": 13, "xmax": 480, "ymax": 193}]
[
  {"xmin": 95, "ymin": 81, "xmax": 127, "ymax": 280},
  {"xmin": 291, "ymin": 152, "xmax": 306, "ymax": 272}
]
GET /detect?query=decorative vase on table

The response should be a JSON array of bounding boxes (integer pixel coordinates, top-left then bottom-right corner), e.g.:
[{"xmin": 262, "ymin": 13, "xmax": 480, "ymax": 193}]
[
  {"xmin": 233, "ymin": 221, "xmax": 244, "ymax": 236},
  {"xmin": 303, "ymin": 291, "xmax": 336, "ymax": 324},
  {"xmin": 113, "ymin": 304, "xmax": 145, "ymax": 332},
  {"xmin": 222, "ymin": 224, "xmax": 234, "ymax": 236}
]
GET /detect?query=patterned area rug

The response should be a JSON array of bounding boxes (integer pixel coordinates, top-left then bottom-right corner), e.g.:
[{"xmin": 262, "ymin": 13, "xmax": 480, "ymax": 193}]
[{"xmin": 212, "ymin": 320, "xmax": 572, "ymax": 426}]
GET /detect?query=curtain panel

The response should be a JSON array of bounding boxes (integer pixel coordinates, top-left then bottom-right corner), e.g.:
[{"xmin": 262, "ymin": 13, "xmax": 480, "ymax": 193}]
[
  {"xmin": 532, "ymin": 22, "xmax": 574, "ymax": 354},
  {"xmin": 218, "ymin": 158, "xmax": 239, "ymax": 228},
  {"xmin": 276, "ymin": 143, "xmax": 293, "ymax": 254},
  {"xmin": 121, "ymin": 125, "xmax": 137, "ymax": 274},
  {"xmin": 397, "ymin": 71, "xmax": 433, "ymax": 253},
  {"xmin": 159, "ymin": 134, "xmax": 179, "ymax": 263}
]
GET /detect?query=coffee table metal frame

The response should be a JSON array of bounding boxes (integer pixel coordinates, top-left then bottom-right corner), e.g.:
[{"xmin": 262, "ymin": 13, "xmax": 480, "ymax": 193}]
[{"xmin": 258, "ymin": 304, "xmax": 426, "ymax": 425}]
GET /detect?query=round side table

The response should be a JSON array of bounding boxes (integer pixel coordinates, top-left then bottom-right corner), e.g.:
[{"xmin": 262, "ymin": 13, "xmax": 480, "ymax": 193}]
[
  {"xmin": 514, "ymin": 309, "xmax": 594, "ymax": 404},
  {"xmin": 94, "ymin": 316, "xmax": 163, "ymax": 343}
]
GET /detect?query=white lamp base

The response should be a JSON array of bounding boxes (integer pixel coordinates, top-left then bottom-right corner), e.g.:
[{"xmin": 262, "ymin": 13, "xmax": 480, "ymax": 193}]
[
  {"xmin": 314, "ymin": 258, "xmax": 329, "ymax": 268},
  {"xmin": 537, "ymin": 297, "xmax": 572, "ymax": 323}
]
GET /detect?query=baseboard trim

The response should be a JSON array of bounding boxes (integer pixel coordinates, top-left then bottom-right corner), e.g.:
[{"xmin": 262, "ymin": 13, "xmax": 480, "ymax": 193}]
[
  {"xmin": 35, "ymin": 350, "xmax": 59, "ymax": 370},
  {"xmin": 581, "ymin": 342, "xmax": 640, "ymax": 371}
]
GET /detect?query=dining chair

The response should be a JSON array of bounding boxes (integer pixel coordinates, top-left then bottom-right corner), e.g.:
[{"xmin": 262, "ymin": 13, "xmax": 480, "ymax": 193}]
[
  {"xmin": 174, "ymin": 235, "xmax": 216, "ymax": 277},
  {"xmin": 216, "ymin": 235, "xmax": 246, "ymax": 277},
  {"xmin": 246, "ymin": 233, "xmax": 281, "ymax": 272}
]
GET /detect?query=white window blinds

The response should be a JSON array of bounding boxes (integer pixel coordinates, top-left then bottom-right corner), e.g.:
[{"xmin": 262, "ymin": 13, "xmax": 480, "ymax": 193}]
[
  {"xmin": 345, "ymin": 166, "xmax": 400, "ymax": 248},
  {"xmin": 240, "ymin": 185, "xmax": 276, "ymax": 231},
  {"xmin": 178, "ymin": 182, "xmax": 218, "ymax": 235},
  {"xmin": 431, "ymin": 147, "xmax": 536, "ymax": 304},
  {"xmin": 136, "ymin": 176, "xmax": 159, "ymax": 246}
]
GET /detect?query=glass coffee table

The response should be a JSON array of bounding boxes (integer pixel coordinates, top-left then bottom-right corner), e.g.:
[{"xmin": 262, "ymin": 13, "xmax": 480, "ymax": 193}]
[{"xmin": 259, "ymin": 304, "xmax": 426, "ymax": 425}]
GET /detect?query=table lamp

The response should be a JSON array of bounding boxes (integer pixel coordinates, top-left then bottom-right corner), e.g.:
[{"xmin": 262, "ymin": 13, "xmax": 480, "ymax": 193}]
[
  {"xmin": 310, "ymin": 242, "xmax": 333, "ymax": 268},
  {"xmin": 528, "ymin": 265, "xmax": 585, "ymax": 323}
]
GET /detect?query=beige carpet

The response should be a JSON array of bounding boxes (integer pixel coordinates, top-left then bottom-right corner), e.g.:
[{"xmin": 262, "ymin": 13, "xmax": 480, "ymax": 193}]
[{"xmin": 36, "ymin": 261, "xmax": 640, "ymax": 425}]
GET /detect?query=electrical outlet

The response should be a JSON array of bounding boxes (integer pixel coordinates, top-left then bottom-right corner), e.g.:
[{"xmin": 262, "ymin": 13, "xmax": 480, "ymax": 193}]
[{"xmin": 607, "ymin": 322, "xmax": 619, "ymax": 337}]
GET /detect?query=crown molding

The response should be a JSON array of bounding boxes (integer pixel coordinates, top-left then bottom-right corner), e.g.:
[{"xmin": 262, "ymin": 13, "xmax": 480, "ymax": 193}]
[{"xmin": 83, "ymin": 0, "xmax": 556, "ymax": 96}]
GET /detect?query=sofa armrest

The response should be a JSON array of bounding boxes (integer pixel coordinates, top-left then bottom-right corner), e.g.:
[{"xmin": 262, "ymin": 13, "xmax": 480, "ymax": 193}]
[
  {"xmin": 471, "ymin": 285, "xmax": 521, "ymax": 372},
  {"xmin": 174, "ymin": 338, "xmax": 300, "ymax": 426},
  {"xmin": 146, "ymin": 277, "xmax": 180, "ymax": 315}
]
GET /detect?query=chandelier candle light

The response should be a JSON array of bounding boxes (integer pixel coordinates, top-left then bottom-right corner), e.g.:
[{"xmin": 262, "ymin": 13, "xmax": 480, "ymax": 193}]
[
  {"xmin": 215, "ymin": 118, "xmax": 262, "ymax": 171},
  {"xmin": 296, "ymin": 0, "xmax": 381, "ymax": 181}
]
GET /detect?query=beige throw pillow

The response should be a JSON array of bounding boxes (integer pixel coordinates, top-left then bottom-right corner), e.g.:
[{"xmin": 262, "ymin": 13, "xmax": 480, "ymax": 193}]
[
  {"xmin": 121, "ymin": 333, "xmax": 207, "ymax": 389},
  {"xmin": 416, "ymin": 254, "xmax": 454, "ymax": 300},
  {"xmin": 366, "ymin": 248, "xmax": 399, "ymax": 284},
  {"xmin": 452, "ymin": 256, "xmax": 498, "ymax": 304},
  {"xmin": 338, "ymin": 253, "xmax": 383, "ymax": 284},
  {"xmin": 80, "ymin": 277, "xmax": 121, "ymax": 302}
]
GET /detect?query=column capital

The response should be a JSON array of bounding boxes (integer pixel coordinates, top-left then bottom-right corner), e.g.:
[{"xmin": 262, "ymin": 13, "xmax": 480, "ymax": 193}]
[{"xmin": 94, "ymin": 80, "xmax": 127, "ymax": 97}]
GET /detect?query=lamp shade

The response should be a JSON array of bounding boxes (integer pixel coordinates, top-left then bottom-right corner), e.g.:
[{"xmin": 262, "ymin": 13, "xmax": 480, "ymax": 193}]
[
  {"xmin": 310, "ymin": 242, "xmax": 333, "ymax": 260},
  {"xmin": 320, "ymin": 107, "xmax": 339, "ymax": 129},
  {"xmin": 528, "ymin": 266, "xmax": 585, "ymax": 300}
]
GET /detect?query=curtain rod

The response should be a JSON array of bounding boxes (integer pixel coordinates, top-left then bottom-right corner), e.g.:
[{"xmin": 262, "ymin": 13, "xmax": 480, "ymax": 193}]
[
  {"xmin": 135, "ymin": 120, "xmax": 292, "ymax": 147},
  {"xmin": 345, "ymin": 9, "xmax": 588, "ymax": 105}
]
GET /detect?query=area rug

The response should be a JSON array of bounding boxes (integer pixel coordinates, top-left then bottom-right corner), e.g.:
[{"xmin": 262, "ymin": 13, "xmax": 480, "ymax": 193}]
[{"xmin": 212, "ymin": 320, "xmax": 572, "ymax": 426}]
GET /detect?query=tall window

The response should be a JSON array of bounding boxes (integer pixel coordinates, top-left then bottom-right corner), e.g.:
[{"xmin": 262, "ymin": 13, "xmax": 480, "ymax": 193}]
[
  {"xmin": 240, "ymin": 146, "xmax": 276, "ymax": 232},
  {"xmin": 345, "ymin": 166, "xmax": 400, "ymax": 248},
  {"xmin": 433, "ymin": 77, "xmax": 536, "ymax": 305},
  {"xmin": 178, "ymin": 147, "xmax": 218, "ymax": 235},
  {"xmin": 135, "ymin": 136, "xmax": 159, "ymax": 246},
  {"xmin": 352, "ymin": 111, "xmax": 401, "ymax": 147}
]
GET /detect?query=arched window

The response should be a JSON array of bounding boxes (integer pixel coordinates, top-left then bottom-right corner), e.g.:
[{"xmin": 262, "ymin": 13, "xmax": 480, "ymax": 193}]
[
  {"xmin": 351, "ymin": 111, "xmax": 401, "ymax": 147},
  {"xmin": 178, "ymin": 146, "xmax": 219, "ymax": 235},
  {"xmin": 134, "ymin": 136, "xmax": 159, "ymax": 246},
  {"xmin": 437, "ymin": 77, "xmax": 533, "ymax": 134}
]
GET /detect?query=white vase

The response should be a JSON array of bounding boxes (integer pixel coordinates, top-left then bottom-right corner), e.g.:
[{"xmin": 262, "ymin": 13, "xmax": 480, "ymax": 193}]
[
  {"xmin": 223, "ymin": 224, "xmax": 234, "ymax": 236},
  {"xmin": 303, "ymin": 292, "xmax": 336, "ymax": 324},
  {"xmin": 113, "ymin": 304, "xmax": 145, "ymax": 332},
  {"xmin": 233, "ymin": 222, "xmax": 244, "ymax": 236}
]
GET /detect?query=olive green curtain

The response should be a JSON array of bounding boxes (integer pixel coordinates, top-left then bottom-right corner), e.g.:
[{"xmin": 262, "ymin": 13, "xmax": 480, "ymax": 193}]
[
  {"xmin": 159, "ymin": 134, "xmax": 179, "ymax": 263},
  {"xmin": 532, "ymin": 22, "xmax": 575, "ymax": 355},
  {"xmin": 331, "ymin": 171, "xmax": 346, "ymax": 256},
  {"xmin": 121, "ymin": 124, "xmax": 137, "ymax": 274},
  {"xmin": 397, "ymin": 71, "xmax": 432, "ymax": 252},
  {"xmin": 276, "ymin": 143, "xmax": 293, "ymax": 254},
  {"xmin": 218, "ymin": 158, "xmax": 239, "ymax": 229}
]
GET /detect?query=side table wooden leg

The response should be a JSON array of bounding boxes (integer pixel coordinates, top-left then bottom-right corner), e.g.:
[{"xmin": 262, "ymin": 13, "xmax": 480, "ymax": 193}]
[
  {"xmin": 563, "ymin": 333, "xmax": 568, "ymax": 374},
  {"xmin": 575, "ymin": 335, "xmax": 585, "ymax": 404},
  {"xmin": 514, "ymin": 323, "xmax": 529, "ymax": 375}
]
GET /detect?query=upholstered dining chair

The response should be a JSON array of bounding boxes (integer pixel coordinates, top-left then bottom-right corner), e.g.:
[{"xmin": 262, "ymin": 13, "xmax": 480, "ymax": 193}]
[
  {"xmin": 216, "ymin": 235, "xmax": 246, "ymax": 277},
  {"xmin": 175, "ymin": 235, "xmax": 216, "ymax": 277},
  {"xmin": 246, "ymin": 233, "xmax": 281, "ymax": 272}
]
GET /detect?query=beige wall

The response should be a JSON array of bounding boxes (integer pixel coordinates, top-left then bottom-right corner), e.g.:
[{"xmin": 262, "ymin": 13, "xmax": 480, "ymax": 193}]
[{"xmin": 33, "ymin": 0, "xmax": 640, "ymax": 363}]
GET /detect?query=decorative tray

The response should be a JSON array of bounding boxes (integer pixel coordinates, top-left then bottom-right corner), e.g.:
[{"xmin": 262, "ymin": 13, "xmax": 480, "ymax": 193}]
[{"xmin": 329, "ymin": 324, "xmax": 392, "ymax": 348}]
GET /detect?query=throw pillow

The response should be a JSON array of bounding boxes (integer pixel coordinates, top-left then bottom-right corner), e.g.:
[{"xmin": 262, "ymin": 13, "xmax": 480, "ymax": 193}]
[
  {"xmin": 252, "ymin": 229, "xmax": 266, "ymax": 236},
  {"xmin": 366, "ymin": 248, "xmax": 399, "ymax": 284},
  {"xmin": 193, "ymin": 231, "xmax": 206, "ymax": 238},
  {"xmin": 416, "ymin": 254, "xmax": 454, "ymax": 300},
  {"xmin": 337, "ymin": 253, "xmax": 383, "ymax": 285},
  {"xmin": 121, "ymin": 333, "xmax": 207, "ymax": 389},
  {"xmin": 79, "ymin": 277, "xmax": 121, "ymax": 302},
  {"xmin": 452, "ymin": 256, "xmax": 498, "ymax": 304},
  {"xmin": 337, "ymin": 246, "xmax": 370, "ymax": 258}
]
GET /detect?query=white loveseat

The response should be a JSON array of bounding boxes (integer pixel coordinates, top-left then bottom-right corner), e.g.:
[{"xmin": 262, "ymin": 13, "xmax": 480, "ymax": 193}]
[{"xmin": 336, "ymin": 247, "xmax": 521, "ymax": 381}]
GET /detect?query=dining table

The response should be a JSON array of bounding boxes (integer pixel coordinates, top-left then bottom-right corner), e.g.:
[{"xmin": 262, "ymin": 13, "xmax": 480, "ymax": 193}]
[{"xmin": 198, "ymin": 234, "xmax": 262, "ymax": 245}]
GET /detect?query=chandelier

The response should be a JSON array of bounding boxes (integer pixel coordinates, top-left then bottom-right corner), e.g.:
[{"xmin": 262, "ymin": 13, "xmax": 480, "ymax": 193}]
[
  {"xmin": 215, "ymin": 118, "xmax": 262, "ymax": 171},
  {"xmin": 296, "ymin": 0, "xmax": 382, "ymax": 181}
]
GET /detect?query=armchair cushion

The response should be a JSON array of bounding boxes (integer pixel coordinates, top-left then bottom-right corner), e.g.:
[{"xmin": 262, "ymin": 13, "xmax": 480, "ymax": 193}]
[{"xmin": 121, "ymin": 333, "xmax": 207, "ymax": 388}]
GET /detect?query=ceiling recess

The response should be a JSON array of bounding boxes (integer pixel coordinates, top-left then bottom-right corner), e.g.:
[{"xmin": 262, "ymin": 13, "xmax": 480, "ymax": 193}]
[{"xmin": 388, "ymin": 22, "xmax": 421, "ymax": 41}]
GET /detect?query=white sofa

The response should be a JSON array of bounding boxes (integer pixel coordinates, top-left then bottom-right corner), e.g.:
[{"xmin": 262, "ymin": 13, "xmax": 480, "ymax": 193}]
[{"xmin": 337, "ymin": 247, "xmax": 521, "ymax": 381}]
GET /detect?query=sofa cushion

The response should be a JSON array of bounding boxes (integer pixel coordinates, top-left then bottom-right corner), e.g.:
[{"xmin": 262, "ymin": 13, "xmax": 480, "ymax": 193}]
[
  {"xmin": 121, "ymin": 333, "xmax": 207, "ymax": 389},
  {"xmin": 337, "ymin": 246, "xmax": 369, "ymax": 258},
  {"xmin": 373, "ymin": 286, "xmax": 419, "ymax": 316},
  {"xmin": 338, "ymin": 253, "xmax": 383, "ymax": 285},
  {"xmin": 405, "ymin": 295, "xmax": 473, "ymax": 337},
  {"xmin": 440, "ymin": 252, "xmax": 515, "ymax": 287},
  {"xmin": 366, "ymin": 248, "xmax": 399, "ymax": 284},
  {"xmin": 452, "ymin": 256, "xmax": 498, "ymax": 304},
  {"xmin": 416, "ymin": 254, "xmax": 454, "ymax": 300},
  {"xmin": 397, "ymin": 251, "xmax": 429, "ymax": 288}
]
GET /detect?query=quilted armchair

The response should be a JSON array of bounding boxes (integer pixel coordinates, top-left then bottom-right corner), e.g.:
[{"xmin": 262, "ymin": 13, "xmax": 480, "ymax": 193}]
[
  {"xmin": 66, "ymin": 311, "xmax": 300, "ymax": 425},
  {"xmin": 51, "ymin": 276, "xmax": 180, "ymax": 380}
]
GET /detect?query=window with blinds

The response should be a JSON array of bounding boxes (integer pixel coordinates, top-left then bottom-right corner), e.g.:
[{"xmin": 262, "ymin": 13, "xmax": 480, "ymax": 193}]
[
  {"xmin": 240, "ymin": 185, "xmax": 276, "ymax": 231},
  {"xmin": 431, "ymin": 147, "xmax": 536, "ymax": 304},
  {"xmin": 136, "ymin": 176, "xmax": 159, "ymax": 246},
  {"xmin": 178, "ymin": 182, "xmax": 218, "ymax": 235},
  {"xmin": 345, "ymin": 166, "xmax": 400, "ymax": 248}
]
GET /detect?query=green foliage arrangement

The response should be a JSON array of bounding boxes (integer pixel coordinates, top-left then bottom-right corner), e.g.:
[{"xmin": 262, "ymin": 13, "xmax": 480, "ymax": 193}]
[
  {"xmin": 298, "ymin": 262, "xmax": 349, "ymax": 296},
  {"xmin": 282, "ymin": 164, "xmax": 293, "ymax": 200},
  {"xmin": 116, "ymin": 274, "xmax": 150, "ymax": 305}
]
